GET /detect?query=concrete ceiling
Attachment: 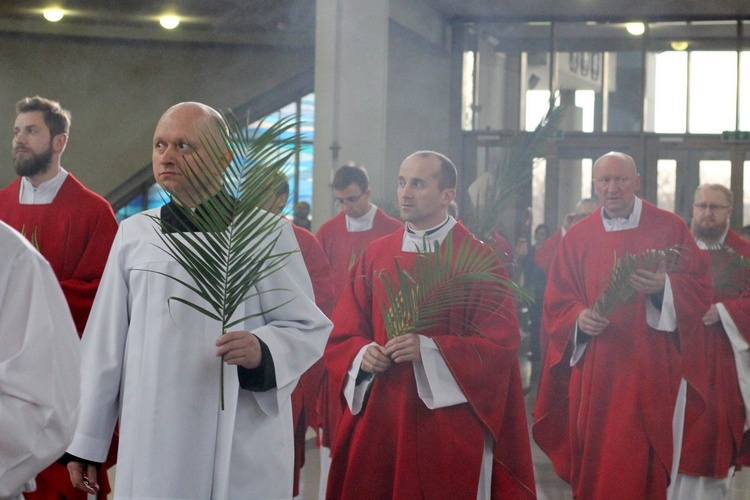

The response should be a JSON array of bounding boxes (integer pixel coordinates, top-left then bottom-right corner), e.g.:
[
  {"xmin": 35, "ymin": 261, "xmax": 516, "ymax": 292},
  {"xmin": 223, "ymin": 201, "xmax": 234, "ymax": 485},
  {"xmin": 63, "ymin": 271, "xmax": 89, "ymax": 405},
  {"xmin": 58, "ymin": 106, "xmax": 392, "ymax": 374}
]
[{"xmin": 0, "ymin": 0, "xmax": 748, "ymax": 47}]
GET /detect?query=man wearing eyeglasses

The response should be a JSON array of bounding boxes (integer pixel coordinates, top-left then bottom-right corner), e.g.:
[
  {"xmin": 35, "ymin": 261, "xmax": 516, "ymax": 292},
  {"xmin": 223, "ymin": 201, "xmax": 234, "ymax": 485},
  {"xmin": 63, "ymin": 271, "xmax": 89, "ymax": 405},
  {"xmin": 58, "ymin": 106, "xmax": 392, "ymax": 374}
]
[
  {"xmin": 673, "ymin": 184, "xmax": 750, "ymax": 498},
  {"xmin": 534, "ymin": 151, "xmax": 712, "ymax": 499},
  {"xmin": 315, "ymin": 163, "xmax": 402, "ymax": 497}
]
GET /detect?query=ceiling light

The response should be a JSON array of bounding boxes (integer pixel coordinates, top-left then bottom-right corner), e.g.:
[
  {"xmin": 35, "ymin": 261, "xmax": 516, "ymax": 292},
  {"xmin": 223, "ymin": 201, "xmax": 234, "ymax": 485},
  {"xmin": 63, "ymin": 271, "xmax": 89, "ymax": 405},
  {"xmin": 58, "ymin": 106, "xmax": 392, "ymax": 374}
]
[
  {"xmin": 160, "ymin": 15, "xmax": 180, "ymax": 30},
  {"xmin": 43, "ymin": 8, "xmax": 65, "ymax": 22},
  {"xmin": 670, "ymin": 41, "xmax": 689, "ymax": 51},
  {"xmin": 626, "ymin": 22, "xmax": 645, "ymax": 36}
]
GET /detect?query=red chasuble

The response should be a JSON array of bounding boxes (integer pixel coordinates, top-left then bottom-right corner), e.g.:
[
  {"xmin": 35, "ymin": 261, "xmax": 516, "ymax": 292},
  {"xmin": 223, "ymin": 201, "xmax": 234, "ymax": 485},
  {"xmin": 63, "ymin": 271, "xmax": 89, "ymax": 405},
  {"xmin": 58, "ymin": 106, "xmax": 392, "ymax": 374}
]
[
  {"xmin": 290, "ymin": 225, "xmax": 335, "ymax": 496},
  {"xmin": 534, "ymin": 227, "xmax": 562, "ymax": 276},
  {"xmin": 315, "ymin": 207, "xmax": 402, "ymax": 450},
  {"xmin": 324, "ymin": 223, "xmax": 535, "ymax": 499},
  {"xmin": 0, "ymin": 175, "xmax": 117, "ymax": 335},
  {"xmin": 533, "ymin": 200, "xmax": 712, "ymax": 499},
  {"xmin": 0, "ymin": 175, "xmax": 118, "ymax": 499},
  {"xmin": 679, "ymin": 229, "xmax": 750, "ymax": 477},
  {"xmin": 316, "ymin": 207, "xmax": 402, "ymax": 300}
]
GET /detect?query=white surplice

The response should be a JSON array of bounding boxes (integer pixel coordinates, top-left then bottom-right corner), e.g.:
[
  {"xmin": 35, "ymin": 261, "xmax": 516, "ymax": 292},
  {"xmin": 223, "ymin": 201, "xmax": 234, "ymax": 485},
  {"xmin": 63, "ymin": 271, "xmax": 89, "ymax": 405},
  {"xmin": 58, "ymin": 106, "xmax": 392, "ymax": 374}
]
[
  {"xmin": 0, "ymin": 221, "xmax": 80, "ymax": 499},
  {"xmin": 66, "ymin": 208, "xmax": 332, "ymax": 500}
]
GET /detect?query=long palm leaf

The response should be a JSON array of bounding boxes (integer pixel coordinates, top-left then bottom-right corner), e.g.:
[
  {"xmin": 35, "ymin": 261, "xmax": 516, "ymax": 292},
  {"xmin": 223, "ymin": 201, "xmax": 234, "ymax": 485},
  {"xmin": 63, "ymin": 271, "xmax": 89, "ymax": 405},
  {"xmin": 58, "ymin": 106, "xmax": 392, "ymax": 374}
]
[
  {"xmin": 145, "ymin": 112, "xmax": 301, "ymax": 408},
  {"xmin": 375, "ymin": 232, "xmax": 526, "ymax": 340}
]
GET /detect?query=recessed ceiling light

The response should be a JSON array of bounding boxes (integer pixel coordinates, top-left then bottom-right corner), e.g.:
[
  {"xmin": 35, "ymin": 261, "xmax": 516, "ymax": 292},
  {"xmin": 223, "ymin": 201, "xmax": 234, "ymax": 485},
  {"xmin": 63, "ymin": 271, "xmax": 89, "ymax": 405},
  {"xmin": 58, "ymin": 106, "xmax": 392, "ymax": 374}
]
[
  {"xmin": 670, "ymin": 41, "xmax": 689, "ymax": 51},
  {"xmin": 626, "ymin": 22, "xmax": 645, "ymax": 36},
  {"xmin": 160, "ymin": 15, "xmax": 180, "ymax": 30},
  {"xmin": 43, "ymin": 8, "xmax": 65, "ymax": 22}
]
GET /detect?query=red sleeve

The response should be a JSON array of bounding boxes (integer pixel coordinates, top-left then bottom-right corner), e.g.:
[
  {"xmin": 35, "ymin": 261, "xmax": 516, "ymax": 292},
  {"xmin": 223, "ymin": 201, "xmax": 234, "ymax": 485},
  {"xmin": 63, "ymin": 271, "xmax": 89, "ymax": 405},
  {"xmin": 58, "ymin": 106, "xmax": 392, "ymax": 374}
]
[
  {"xmin": 294, "ymin": 226, "xmax": 335, "ymax": 317},
  {"xmin": 535, "ymin": 229, "xmax": 561, "ymax": 275}
]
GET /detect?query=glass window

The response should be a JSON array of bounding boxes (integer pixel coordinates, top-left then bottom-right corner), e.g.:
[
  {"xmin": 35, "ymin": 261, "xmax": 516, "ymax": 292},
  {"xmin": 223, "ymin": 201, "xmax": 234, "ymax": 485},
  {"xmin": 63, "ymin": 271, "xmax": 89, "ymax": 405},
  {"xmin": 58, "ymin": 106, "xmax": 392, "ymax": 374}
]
[
  {"xmin": 699, "ymin": 160, "xmax": 731, "ymax": 185},
  {"xmin": 462, "ymin": 50, "xmax": 476, "ymax": 131},
  {"xmin": 115, "ymin": 193, "xmax": 145, "ymax": 223},
  {"xmin": 739, "ymin": 52, "xmax": 750, "ymax": 131},
  {"xmin": 657, "ymin": 159, "xmax": 676, "ymax": 212},
  {"xmin": 580, "ymin": 158, "xmax": 593, "ymax": 198},
  {"xmin": 531, "ymin": 158, "xmax": 546, "ymax": 234},
  {"xmin": 653, "ymin": 52, "xmax": 687, "ymax": 133},
  {"xmin": 689, "ymin": 52, "xmax": 737, "ymax": 133}
]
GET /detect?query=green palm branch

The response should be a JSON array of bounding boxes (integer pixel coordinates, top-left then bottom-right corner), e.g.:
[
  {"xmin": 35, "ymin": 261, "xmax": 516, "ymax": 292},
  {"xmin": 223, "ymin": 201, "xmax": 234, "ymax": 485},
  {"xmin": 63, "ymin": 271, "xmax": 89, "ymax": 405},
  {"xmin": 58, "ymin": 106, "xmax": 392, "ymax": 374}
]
[
  {"xmin": 593, "ymin": 245, "xmax": 682, "ymax": 317},
  {"xmin": 375, "ymin": 232, "xmax": 526, "ymax": 340},
  {"xmin": 145, "ymin": 112, "xmax": 301, "ymax": 409},
  {"xmin": 466, "ymin": 103, "xmax": 569, "ymax": 241},
  {"xmin": 706, "ymin": 243, "xmax": 750, "ymax": 296}
]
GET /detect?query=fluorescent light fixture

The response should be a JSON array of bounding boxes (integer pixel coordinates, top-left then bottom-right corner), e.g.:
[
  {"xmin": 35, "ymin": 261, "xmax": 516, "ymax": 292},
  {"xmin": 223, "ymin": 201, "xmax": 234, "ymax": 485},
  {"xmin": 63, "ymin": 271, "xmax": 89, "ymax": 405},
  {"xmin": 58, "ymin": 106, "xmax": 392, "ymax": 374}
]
[
  {"xmin": 43, "ymin": 8, "xmax": 64, "ymax": 22},
  {"xmin": 626, "ymin": 22, "xmax": 645, "ymax": 36},
  {"xmin": 160, "ymin": 15, "xmax": 180, "ymax": 29}
]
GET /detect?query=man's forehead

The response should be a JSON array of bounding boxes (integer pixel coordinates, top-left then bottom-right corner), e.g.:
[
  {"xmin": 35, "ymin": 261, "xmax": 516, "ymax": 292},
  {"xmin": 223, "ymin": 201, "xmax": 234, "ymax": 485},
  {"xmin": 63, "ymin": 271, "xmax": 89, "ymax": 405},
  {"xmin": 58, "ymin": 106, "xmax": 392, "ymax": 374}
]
[
  {"xmin": 333, "ymin": 183, "xmax": 362, "ymax": 195},
  {"xmin": 399, "ymin": 157, "xmax": 437, "ymax": 178},
  {"xmin": 15, "ymin": 111, "xmax": 44, "ymax": 126},
  {"xmin": 154, "ymin": 117, "xmax": 202, "ymax": 140},
  {"xmin": 696, "ymin": 187, "xmax": 728, "ymax": 202}
]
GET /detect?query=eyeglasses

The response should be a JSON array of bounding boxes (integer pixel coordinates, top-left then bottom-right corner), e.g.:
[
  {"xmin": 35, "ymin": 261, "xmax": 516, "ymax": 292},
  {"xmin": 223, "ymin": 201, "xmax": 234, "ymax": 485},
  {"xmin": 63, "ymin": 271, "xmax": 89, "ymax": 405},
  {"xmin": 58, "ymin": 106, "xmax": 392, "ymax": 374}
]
[
  {"xmin": 693, "ymin": 203, "xmax": 730, "ymax": 212},
  {"xmin": 334, "ymin": 192, "xmax": 365, "ymax": 208}
]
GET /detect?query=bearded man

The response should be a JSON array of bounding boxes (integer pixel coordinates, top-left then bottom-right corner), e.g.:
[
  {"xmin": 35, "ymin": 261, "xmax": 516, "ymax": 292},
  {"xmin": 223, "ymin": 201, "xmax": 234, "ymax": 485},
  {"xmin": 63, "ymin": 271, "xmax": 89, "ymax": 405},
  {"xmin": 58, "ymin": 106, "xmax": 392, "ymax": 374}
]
[
  {"xmin": 672, "ymin": 184, "xmax": 750, "ymax": 499},
  {"xmin": 0, "ymin": 96, "xmax": 118, "ymax": 499}
]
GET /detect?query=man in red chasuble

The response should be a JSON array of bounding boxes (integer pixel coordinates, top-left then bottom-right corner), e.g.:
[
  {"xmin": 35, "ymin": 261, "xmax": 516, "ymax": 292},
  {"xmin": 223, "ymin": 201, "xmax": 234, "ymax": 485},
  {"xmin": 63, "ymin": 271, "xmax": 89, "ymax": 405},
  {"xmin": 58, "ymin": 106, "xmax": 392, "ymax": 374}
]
[
  {"xmin": 325, "ymin": 151, "xmax": 535, "ymax": 499},
  {"xmin": 533, "ymin": 151, "xmax": 712, "ymax": 499},
  {"xmin": 673, "ymin": 184, "xmax": 750, "ymax": 498},
  {"xmin": 0, "ymin": 96, "xmax": 118, "ymax": 500}
]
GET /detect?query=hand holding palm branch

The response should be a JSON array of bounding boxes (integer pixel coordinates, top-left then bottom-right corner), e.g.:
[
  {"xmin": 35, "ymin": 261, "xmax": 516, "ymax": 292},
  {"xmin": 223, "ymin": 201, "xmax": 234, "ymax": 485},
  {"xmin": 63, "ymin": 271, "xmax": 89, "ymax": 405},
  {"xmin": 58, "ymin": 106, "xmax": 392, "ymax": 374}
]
[
  {"xmin": 706, "ymin": 244, "xmax": 750, "ymax": 296},
  {"xmin": 376, "ymin": 232, "xmax": 525, "ymax": 341},
  {"xmin": 593, "ymin": 246, "xmax": 682, "ymax": 317}
]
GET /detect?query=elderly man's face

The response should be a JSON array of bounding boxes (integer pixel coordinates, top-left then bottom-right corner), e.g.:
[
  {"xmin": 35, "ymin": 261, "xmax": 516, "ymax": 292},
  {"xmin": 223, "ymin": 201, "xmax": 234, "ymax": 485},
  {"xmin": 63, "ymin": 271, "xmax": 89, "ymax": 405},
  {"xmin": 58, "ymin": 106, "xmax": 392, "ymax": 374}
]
[
  {"xmin": 593, "ymin": 156, "xmax": 641, "ymax": 219},
  {"xmin": 152, "ymin": 105, "xmax": 224, "ymax": 206},
  {"xmin": 692, "ymin": 187, "xmax": 732, "ymax": 242}
]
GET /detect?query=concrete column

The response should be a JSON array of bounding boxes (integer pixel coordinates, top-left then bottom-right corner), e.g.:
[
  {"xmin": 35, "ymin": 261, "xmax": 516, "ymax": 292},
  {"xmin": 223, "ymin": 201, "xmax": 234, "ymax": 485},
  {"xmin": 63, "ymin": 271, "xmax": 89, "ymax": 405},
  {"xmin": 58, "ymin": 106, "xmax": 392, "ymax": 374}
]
[{"xmin": 312, "ymin": 0, "xmax": 390, "ymax": 229}]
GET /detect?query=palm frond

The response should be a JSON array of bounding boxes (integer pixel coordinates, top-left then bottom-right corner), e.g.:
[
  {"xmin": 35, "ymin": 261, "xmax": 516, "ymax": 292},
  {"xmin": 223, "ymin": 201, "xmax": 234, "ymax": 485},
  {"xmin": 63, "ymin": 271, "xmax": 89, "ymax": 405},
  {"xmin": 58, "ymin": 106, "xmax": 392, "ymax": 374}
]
[
  {"xmin": 375, "ymin": 232, "xmax": 526, "ymax": 340},
  {"xmin": 593, "ymin": 245, "xmax": 682, "ymax": 317},
  {"xmin": 465, "ymin": 103, "xmax": 569, "ymax": 240},
  {"xmin": 706, "ymin": 243, "xmax": 750, "ymax": 296},
  {"xmin": 144, "ymin": 112, "xmax": 301, "ymax": 408}
]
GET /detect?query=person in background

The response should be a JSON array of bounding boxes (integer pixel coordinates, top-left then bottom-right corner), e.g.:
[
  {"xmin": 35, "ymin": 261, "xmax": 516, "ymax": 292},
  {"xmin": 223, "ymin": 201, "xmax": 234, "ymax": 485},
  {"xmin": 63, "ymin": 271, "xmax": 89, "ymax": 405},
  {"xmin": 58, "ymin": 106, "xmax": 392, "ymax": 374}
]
[
  {"xmin": 0, "ymin": 95, "xmax": 117, "ymax": 500},
  {"xmin": 514, "ymin": 223, "xmax": 551, "ymax": 365},
  {"xmin": 293, "ymin": 201, "xmax": 312, "ymax": 230},
  {"xmin": 673, "ymin": 184, "xmax": 750, "ymax": 498},
  {"xmin": 0, "ymin": 221, "xmax": 80, "ymax": 500},
  {"xmin": 315, "ymin": 163, "xmax": 402, "ymax": 497},
  {"xmin": 533, "ymin": 151, "xmax": 711, "ymax": 499}
]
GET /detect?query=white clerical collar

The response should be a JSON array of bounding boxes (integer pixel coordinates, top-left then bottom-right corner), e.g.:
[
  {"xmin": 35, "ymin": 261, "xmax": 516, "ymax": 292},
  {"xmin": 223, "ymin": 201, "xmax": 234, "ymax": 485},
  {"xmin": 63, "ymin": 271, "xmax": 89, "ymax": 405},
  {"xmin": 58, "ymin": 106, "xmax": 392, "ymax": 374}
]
[
  {"xmin": 346, "ymin": 204, "xmax": 377, "ymax": 232},
  {"xmin": 19, "ymin": 167, "xmax": 68, "ymax": 205},
  {"xmin": 695, "ymin": 225, "xmax": 729, "ymax": 250},
  {"xmin": 600, "ymin": 196, "xmax": 642, "ymax": 232},
  {"xmin": 401, "ymin": 216, "xmax": 457, "ymax": 252}
]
